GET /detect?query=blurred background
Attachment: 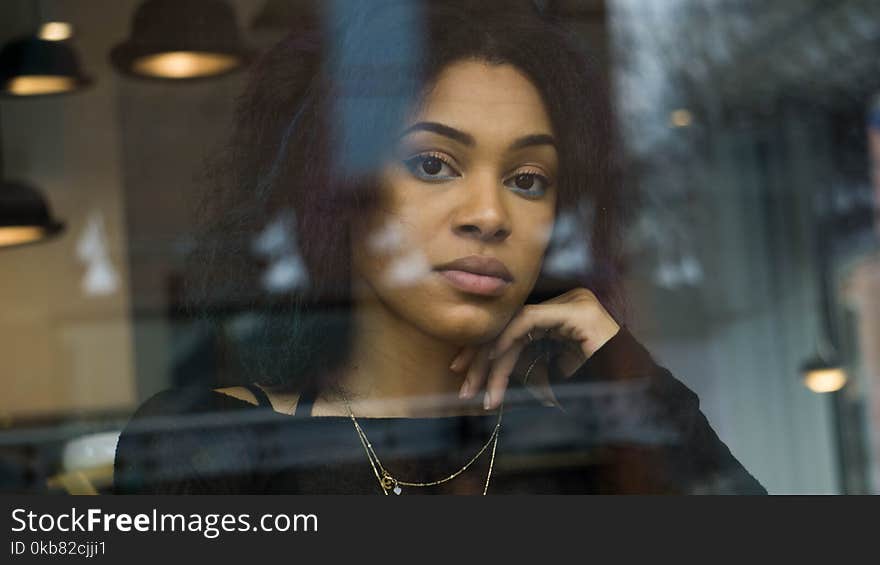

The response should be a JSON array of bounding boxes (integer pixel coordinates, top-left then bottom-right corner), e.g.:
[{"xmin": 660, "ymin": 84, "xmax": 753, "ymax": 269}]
[{"xmin": 1, "ymin": 0, "xmax": 878, "ymax": 494}]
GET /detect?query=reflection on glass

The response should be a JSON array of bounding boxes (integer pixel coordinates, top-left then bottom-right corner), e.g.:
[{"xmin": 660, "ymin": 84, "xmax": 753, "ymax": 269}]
[
  {"xmin": 76, "ymin": 213, "xmax": 119, "ymax": 296},
  {"xmin": 252, "ymin": 211, "xmax": 309, "ymax": 293},
  {"xmin": 669, "ymin": 108, "xmax": 692, "ymax": 128},
  {"xmin": 2, "ymin": 0, "xmax": 880, "ymax": 497}
]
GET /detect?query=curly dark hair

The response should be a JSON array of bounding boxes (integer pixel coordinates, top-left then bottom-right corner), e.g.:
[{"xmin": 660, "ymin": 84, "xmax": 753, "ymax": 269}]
[{"xmin": 187, "ymin": 1, "xmax": 630, "ymax": 393}]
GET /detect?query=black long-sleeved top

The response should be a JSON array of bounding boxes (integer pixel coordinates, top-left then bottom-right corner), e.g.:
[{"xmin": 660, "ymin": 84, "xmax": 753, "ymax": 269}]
[{"xmin": 113, "ymin": 328, "xmax": 767, "ymax": 494}]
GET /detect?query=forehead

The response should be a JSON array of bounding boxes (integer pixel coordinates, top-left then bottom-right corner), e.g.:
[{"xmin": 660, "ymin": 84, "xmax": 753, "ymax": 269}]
[{"xmin": 413, "ymin": 60, "xmax": 553, "ymax": 136}]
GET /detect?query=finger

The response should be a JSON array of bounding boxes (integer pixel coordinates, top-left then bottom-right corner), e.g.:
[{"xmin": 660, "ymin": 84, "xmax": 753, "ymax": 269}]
[
  {"xmin": 450, "ymin": 346, "xmax": 479, "ymax": 372},
  {"xmin": 540, "ymin": 287, "xmax": 582, "ymax": 304},
  {"xmin": 460, "ymin": 346, "xmax": 490, "ymax": 400},
  {"xmin": 485, "ymin": 340, "xmax": 526, "ymax": 410},
  {"xmin": 489, "ymin": 304, "xmax": 564, "ymax": 360}
]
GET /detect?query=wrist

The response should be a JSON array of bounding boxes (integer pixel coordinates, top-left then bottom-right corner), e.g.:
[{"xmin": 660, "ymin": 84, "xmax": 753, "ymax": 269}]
[{"xmin": 579, "ymin": 316, "xmax": 621, "ymax": 359}]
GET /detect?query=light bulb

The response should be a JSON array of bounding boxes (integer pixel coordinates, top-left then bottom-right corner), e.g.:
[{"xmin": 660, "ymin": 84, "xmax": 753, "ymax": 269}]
[
  {"xmin": 130, "ymin": 51, "xmax": 240, "ymax": 79},
  {"xmin": 6, "ymin": 75, "xmax": 77, "ymax": 96},
  {"xmin": 0, "ymin": 226, "xmax": 47, "ymax": 247},
  {"xmin": 803, "ymin": 366, "xmax": 847, "ymax": 393},
  {"xmin": 38, "ymin": 22, "xmax": 74, "ymax": 41}
]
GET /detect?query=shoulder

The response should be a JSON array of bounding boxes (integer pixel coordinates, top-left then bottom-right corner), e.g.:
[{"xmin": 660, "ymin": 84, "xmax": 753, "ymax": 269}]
[
  {"xmin": 122, "ymin": 384, "xmax": 301, "ymax": 419},
  {"xmin": 213, "ymin": 386, "xmax": 261, "ymax": 405},
  {"xmin": 113, "ymin": 386, "xmax": 268, "ymax": 494},
  {"xmin": 214, "ymin": 384, "xmax": 304, "ymax": 414},
  {"xmin": 124, "ymin": 386, "xmax": 237, "ymax": 418},
  {"xmin": 116, "ymin": 385, "xmax": 274, "ymax": 448}
]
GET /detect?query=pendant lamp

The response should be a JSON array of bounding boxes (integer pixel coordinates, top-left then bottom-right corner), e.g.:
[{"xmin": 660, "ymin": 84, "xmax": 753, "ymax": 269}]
[
  {"xmin": 800, "ymin": 184, "xmax": 848, "ymax": 393},
  {"xmin": 0, "ymin": 179, "xmax": 65, "ymax": 249},
  {"xmin": 111, "ymin": 0, "xmax": 251, "ymax": 81},
  {"xmin": 251, "ymin": 0, "xmax": 318, "ymax": 32},
  {"xmin": 800, "ymin": 338, "xmax": 847, "ymax": 394},
  {"xmin": 800, "ymin": 356, "xmax": 847, "ymax": 394},
  {"xmin": 0, "ymin": 36, "xmax": 92, "ymax": 97}
]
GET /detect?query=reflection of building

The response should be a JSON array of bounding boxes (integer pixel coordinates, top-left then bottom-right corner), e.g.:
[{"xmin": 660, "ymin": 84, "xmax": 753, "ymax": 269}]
[
  {"xmin": 869, "ymin": 96, "xmax": 880, "ymax": 236},
  {"xmin": 610, "ymin": 0, "xmax": 880, "ymax": 493},
  {"xmin": 840, "ymin": 95, "xmax": 880, "ymax": 492},
  {"xmin": 842, "ymin": 253, "xmax": 880, "ymax": 492}
]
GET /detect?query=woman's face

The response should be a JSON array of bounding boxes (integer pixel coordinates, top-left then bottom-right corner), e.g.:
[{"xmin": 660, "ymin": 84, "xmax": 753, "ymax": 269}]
[{"xmin": 350, "ymin": 59, "xmax": 559, "ymax": 344}]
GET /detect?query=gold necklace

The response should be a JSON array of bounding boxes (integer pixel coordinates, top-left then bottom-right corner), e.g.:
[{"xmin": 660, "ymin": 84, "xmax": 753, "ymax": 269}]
[
  {"xmin": 342, "ymin": 351, "xmax": 548, "ymax": 495},
  {"xmin": 343, "ymin": 396, "xmax": 503, "ymax": 495}
]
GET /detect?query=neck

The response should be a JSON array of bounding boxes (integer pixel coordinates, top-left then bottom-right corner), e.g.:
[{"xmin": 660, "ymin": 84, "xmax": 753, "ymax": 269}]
[{"xmin": 328, "ymin": 295, "xmax": 487, "ymax": 418}]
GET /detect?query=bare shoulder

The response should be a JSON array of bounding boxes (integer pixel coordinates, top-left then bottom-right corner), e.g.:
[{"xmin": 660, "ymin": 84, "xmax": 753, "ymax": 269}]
[
  {"xmin": 213, "ymin": 385, "xmax": 302, "ymax": 414},
  {"xmin": 213, "ymin": 386, "xmax": 260, "ymax": 406}
]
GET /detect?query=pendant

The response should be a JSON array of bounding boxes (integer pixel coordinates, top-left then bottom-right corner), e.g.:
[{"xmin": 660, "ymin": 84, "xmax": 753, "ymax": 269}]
[{"xmin": 381, "ymin": 472, "xmax": 401, "ymax": 495}]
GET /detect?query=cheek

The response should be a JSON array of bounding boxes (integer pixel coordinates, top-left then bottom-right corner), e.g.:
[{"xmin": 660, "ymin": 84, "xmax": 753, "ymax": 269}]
[
  {"xmin": 530, "ymin": 219, "xmax": 555, "ymax": 253},
  {"xmin": 353, "ymin": 209, "xmax": 435, "ymax": 290},
  {"xmin": 519, "ymin": 210, "xmax": 556, "ymax": 263},
  {"xmin": 359, "ymin": 172, "xmax": 449, "ymax": 289},
  {"xmin": 510, "ymin": 214, "xmax": 556, "ymax": 295}
]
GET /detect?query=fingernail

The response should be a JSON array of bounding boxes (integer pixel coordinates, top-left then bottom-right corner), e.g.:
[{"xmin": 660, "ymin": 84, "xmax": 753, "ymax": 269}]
[
  {"xmin": 459, "ymin": 382, "xmax": 469, "ymax": 399},
  {"xmin": 483, "ymin": 392, "xmax": 492, "ymax": 410}
]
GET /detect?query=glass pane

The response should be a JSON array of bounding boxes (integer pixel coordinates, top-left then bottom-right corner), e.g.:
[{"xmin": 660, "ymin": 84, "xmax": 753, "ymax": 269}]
[{"xmin": 0, "ymin": 0, "xmax": 876, "ymax": 495}]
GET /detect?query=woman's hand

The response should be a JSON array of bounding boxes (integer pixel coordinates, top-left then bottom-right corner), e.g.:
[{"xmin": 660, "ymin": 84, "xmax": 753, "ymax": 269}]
[{"xmin": 450, "ymin": 288, "xmax": 621, "ymax": 410}]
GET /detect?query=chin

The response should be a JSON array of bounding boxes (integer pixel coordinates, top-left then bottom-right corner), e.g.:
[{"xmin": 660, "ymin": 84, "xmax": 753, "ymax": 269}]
[{"xmin": 426, "ymin": 309, "xmax": 512, "ymax": 344}]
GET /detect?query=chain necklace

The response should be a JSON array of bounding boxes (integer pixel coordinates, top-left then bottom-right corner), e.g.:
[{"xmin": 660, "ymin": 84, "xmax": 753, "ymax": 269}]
[
  {"xmin": 341, "ymin": 347, "xmax": 547, "ymax": 495},
  {"xmin": 343, "ymin": 396, "xmax": 503, "ymax": 495}
]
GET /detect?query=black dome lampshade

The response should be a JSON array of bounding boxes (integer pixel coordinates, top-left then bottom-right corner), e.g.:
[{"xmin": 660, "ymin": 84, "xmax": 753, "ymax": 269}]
[
  {"xmin": 250, "ymin": 0, "xmax": 319, "ymax": 32},
  {"xmin": 111, "ymin": 0, "xmax": 252, "ymax": 81},
  {"xmin": 0, "ymin": 179, "xmax": 65, "ymax": 249},
  {"xmin": 0, "ymin": 36, "xmax": 92, "ymax": 97}
]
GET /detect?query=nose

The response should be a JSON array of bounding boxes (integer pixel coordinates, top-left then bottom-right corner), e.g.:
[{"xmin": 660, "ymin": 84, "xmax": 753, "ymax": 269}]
[{"xmin": 451, "ymin": 172, "xmax": 512, "ymax": 244}]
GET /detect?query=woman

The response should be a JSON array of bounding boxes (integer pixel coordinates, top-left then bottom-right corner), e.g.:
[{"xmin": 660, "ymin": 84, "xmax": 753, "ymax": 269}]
[{"xmin": 113, "ymin": 3, "xmax": 766, "ymax": 494}]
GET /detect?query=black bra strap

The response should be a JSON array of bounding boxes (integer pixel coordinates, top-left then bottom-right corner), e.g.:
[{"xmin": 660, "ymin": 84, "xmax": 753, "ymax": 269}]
[
  {"xmin": 294, "ymin": 382, "xmax": 319, "ymax": 416},
  {"xmin": 242, "ymin": 382, "xmax": 320, "ymax": 416},
  {"xmin": 242, "ymin": 383, "xmax": 272, "ymax": 408}
]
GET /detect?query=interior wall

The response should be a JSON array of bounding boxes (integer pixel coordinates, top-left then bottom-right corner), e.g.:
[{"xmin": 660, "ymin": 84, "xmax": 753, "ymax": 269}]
[{"xmin": 0, "ymin": 0, "xmax": 140, "ymax": 418}]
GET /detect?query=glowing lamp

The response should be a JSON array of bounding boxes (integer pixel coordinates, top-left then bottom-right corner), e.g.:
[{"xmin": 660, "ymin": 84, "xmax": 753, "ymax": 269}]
[
  {"xmin": 111, "ymin": 0, "xmax": 251, "ymax": 81},
  {"xmin": 0, "ymin": 180, "xmax": 65, "ymax": 249},
  {"xmin": 0, "ymin": 37, "xmax": 91, "ymax": 97},
  {"xmin": 801, "ymin": 356, "xmax": 848, "ymax": 393}
]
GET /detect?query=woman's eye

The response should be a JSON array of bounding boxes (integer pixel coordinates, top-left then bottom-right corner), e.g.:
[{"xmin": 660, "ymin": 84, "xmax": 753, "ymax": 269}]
[
  {"xmin": 504, "ymin": 172, "xmax": 550, "ymax": 197},
  {"xmin": 403, "ymin": 154, "xmax": 459, "ymax": 180}
]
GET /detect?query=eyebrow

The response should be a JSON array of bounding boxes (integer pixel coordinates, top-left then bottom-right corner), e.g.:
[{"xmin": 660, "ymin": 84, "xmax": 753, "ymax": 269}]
[
  {"xmin": 509, "ymin": 133, "xmax": 556, "ymax": 151},
  {"xmin": 398, "ymin": 121, "xmax": 556, "ymax": 151}
]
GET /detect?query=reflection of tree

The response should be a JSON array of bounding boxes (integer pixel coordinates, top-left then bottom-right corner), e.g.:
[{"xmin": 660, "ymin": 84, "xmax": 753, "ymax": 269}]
[
  {"xmin": 609, "ymin": 0, "xmax": 880, "ymax": 290},
  {"xmin": 610, "ymin": 1, "xmax": 712, "ymax": 290}
]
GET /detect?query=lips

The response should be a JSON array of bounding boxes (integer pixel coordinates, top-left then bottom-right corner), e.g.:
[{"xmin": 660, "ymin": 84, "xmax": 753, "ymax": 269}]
[
  {"xmin": 434, "ymin": 255, "xmax": 513, "ymax": 297},
  {"xmin": 434, "ymin": 255, "xmax": 513, "ymax": 281}
]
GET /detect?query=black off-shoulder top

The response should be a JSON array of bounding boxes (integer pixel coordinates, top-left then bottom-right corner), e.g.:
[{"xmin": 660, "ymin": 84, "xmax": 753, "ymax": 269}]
[{"xmin": 113, "ymin": 328, "xmax": 767, "ymax": 494}]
